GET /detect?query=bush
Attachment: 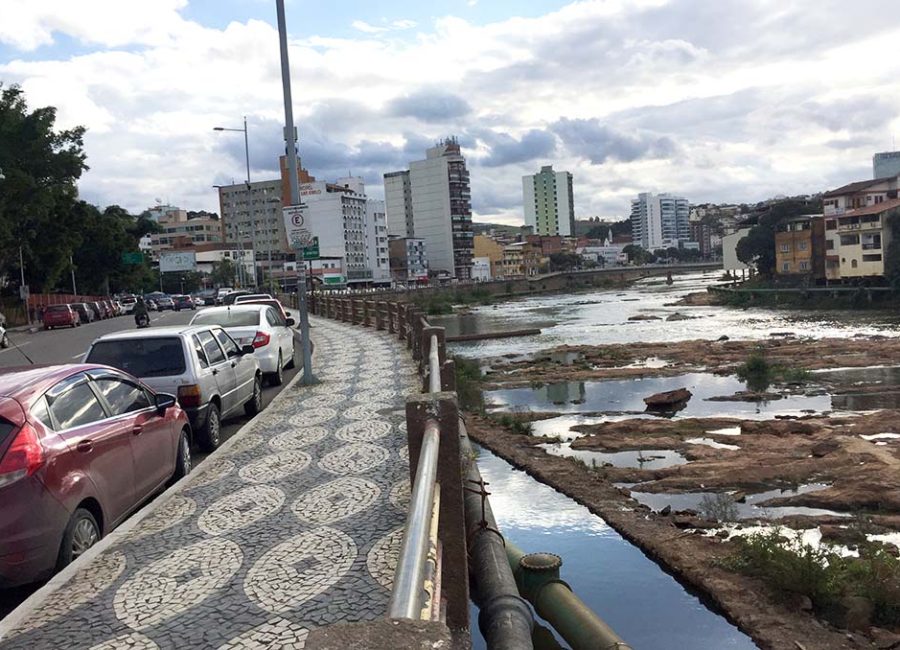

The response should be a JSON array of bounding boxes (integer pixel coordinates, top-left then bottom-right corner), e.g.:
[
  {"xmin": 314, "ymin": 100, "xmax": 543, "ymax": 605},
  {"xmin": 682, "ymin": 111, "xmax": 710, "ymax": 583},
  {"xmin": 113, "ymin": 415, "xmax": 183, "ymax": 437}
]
[
  {"xmin": 493, "ymin": 409, "xmax": 534, "ymax": 435},
  {"xmin": 736, "ymin": 349, "xmax": 772, "ymax": 392},
  {"xmin": 453, "ymin": 355, "xmax": 484, "ymax": 413},
  {"xmin": 699, "ymin": 493, "xmax": 739, "ymax": 522}
]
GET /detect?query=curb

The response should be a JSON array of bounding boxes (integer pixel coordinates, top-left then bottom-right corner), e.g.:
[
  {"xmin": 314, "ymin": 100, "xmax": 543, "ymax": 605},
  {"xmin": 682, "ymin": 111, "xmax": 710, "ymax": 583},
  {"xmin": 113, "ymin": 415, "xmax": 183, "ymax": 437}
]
[{"xmin": 0, "ymin": 331, "xmax": 319, "ymax": 642}]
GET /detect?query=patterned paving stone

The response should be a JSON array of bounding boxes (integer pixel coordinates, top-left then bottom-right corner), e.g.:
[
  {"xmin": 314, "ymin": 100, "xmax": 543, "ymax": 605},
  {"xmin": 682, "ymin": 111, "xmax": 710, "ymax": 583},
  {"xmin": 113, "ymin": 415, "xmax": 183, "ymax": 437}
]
[{"xmin": 0, "ymin": 317, "xmax": 418, "ymax": 650}]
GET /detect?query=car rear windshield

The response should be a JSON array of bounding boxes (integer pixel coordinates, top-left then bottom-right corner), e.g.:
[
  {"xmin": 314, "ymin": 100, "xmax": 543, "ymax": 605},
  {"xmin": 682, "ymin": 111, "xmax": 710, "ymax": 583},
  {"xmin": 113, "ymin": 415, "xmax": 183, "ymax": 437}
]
[
  {"xmin": 0, "ymin": 417, "xmax": 15, "ymax": 449},
  {"xmin": 86, "ymin": 338, "xmax": 186, "ymax": 377},
  {"xmin": 45, "ymin": 305, "xmax": 69, "ymax": 312},
  {"xmin": 192, "ymin": 311, "xmax": 260, "ymax": 327}
]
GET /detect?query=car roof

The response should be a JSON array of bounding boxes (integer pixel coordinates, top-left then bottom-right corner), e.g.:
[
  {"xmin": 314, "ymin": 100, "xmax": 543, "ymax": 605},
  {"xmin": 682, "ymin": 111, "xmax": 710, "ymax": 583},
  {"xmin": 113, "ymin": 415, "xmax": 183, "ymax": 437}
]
[
  {"xmin": 0, "ymin": 364, "xmax": 116, "ymax": 402},
  {"xmin": 195, "ymin": 304, "xmax": 270, "ymax": 315},
  {"xmin": 235, "ymin": 293, "xmax": 273, "ymax": 300},
  {"xmin": 90, "ymin": 325, "xmax": 219, "ymax": 342}
]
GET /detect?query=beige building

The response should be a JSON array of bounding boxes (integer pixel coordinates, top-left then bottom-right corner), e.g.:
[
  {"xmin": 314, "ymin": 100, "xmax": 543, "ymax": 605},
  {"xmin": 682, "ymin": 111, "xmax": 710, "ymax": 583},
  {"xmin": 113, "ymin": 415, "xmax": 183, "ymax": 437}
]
[
  {"xmin": 474, "ymin": 235, "xmax": 504, "ymax": 278},
  {"xmin": 148, "ymin": 208, "xmax": 223, "ymax": 257},
  {"xmin": 823, "ymin": 176, "xmax": 900, "ymax": 215},
  {"xmin": 824, "ymin": 199, "xmax": 900, "ymax": 280},
  {"xmin": 217, "ymin": 179, "xmax": 288, "ymax": 264}
]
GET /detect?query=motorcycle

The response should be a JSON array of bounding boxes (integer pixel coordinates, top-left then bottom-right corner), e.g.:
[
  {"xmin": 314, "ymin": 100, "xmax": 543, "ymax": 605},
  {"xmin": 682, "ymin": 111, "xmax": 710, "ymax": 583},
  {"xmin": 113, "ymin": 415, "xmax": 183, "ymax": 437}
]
[{"xmin": 135, "ymin": 313, "xmax": 150, "ymax": 329}]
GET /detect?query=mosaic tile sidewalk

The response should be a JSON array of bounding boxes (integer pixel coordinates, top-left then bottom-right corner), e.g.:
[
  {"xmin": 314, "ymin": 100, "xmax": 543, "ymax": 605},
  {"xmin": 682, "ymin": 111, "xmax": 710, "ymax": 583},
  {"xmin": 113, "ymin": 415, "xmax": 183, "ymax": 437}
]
[{"xmin": 0, "ymin": 317, "xmax": 418, "ymax": 650}]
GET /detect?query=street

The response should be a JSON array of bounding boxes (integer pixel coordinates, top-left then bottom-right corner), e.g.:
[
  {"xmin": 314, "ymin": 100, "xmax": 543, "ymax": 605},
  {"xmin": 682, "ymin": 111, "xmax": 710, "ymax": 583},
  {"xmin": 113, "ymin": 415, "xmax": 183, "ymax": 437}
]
[{"xmin": 0, "ymin": 307, "xmax": 304, "ymax": 619}]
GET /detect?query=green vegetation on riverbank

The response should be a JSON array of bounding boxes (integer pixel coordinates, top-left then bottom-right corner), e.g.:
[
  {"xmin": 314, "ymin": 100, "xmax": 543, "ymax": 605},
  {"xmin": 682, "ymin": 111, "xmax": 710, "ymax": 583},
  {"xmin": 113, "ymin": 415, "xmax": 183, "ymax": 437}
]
[
  {"xmin": 726, "ymin": 530, "xmax": 900, "ymax": 628},
  {"xmin": 415, "ymin": 287, "xmax": 494, "ymax": 315},
  {"xmin": 711, "ymin": 284, "xmax": 900, "ymax": 310},
  {"xmin": 736, "ymin": 349, "xmax": 810, "ymax": 391}
]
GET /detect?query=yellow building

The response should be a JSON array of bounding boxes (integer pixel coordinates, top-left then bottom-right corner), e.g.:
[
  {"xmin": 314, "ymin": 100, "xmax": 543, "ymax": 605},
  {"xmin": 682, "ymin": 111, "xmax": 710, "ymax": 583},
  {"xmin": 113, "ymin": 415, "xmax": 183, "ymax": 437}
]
[{"xmin": 474, "ymin": 235, "xmax": 504, "ymax": 278}]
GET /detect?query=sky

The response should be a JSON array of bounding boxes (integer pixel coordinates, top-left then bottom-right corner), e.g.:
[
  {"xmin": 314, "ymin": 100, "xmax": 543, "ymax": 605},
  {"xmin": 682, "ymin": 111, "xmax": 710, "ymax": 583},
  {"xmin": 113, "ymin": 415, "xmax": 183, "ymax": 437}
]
[{"xmin": 1, "ymin": 0, "xmax": 899, "ymax": 225}]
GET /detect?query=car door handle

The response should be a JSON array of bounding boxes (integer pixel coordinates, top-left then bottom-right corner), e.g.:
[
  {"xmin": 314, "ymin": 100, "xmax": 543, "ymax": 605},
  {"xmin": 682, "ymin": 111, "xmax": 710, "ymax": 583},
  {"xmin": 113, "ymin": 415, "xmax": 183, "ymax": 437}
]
[
  {"xmin": 212, "ymin": 369, "xmax": 218, "ymax": 375},
  {"xmin": 132, "ymin": 424, "xmax": 143, "ymax": 436},
  {"xmin": 76, "ymin": 440, "xmax": 94, "ymax": 453},
  {"xmin": 231, "ymin": 361, "xmax": 237, "ymax": 368}
]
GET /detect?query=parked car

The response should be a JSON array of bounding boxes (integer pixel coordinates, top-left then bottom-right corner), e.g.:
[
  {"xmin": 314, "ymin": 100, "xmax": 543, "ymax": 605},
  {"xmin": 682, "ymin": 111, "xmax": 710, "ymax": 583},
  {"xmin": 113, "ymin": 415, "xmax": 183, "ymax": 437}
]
[
  {"xmin": 84, "ymin": 326, "xmax": 262, "ymax": 450},
  {"xmin": 233, "ymin": 296, "xmax": 289, "ymax": 321},
  {"xmin": 71, "ymin": 303, "xmax": 96, "ymax": 324},
  {"xmin": 0, "ymin": 364, "xmax": 191, "ymax": 587},
  {"xmin": 103, "ymin": 300, "xmax": 118, "ymax": 317},
  {"xmin": 191, "ymin": 305, "xmax": 295, "ymax": 386},
  {"xmin": 42, "ymin": 304, "xmax": 80, "ymax": 330},
  {"xmin": 90, "ymin": 302, "xmax": 108, "ymax": 320},
  {"xmin": 172, "ymin": 295, "xmax": 195, "ymax": 311},
  {"xmin": 215, "ymin": 288, "xmax": 236, "ymax": 305},
  {"xmin": 146, "ymin": 300, "xmax": 158, "ymax": 312},
  {"xmin": 120, "ymin": 296, "xmax": 137, "ymax": 314},
  {"xmin": 221, "ymin": 290, "xmax": 253, "ymax": 306}
]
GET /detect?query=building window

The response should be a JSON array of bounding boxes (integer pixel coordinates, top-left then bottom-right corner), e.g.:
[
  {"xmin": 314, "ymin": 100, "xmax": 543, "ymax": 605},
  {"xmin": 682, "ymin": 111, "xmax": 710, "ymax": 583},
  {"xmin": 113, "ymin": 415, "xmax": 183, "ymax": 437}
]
[
  {"xmin": 851, "ymin": 259, "xmax": 858, "ymax": 269},
  {"xmin": 798, "ymin": 241, "xmax": 807, "ymax": 251},
  {"xmin": 782, "ymin": 262, "xmax": 791, "ymax": 272},
  {"xmin": 826, "ymin": 240, "xmax": 834, "ymax": 250},
  {"xmin": 840, "ymin": 234, "xmax": 860, "ymax": 246},
  {"xmin": 780, "ymin": 243, "xmax": 790, "ymax": 252},
  {"xmin": 863, "ymin": 254, "xmax": 882, "ymax": 262},
  {"xmin": 799, "ymin": 261, "xmax": 809, "ymax": 271}
]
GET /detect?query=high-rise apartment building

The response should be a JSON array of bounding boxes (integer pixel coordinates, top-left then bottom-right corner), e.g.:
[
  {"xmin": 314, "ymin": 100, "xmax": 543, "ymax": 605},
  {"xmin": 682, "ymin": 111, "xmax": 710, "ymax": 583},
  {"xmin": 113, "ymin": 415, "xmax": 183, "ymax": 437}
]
[
  {"xmin": 630, "ymin": 192, "xmax": 690, "ymax": 250},
  {"xmin": 217, "ymin": 179, "xmax": 289, "ymax": 264},
  {"xmin": 522, "ymin": 165, "xmax": 575, "ymax": 236},
  {"xmin": 384, "ymin": 137, "xmax": 474, "ymax": 279},
  {"xmin": 873, "ymin": 151, "xmax": 900, "ymax": 179},
  {"xmin": 384, "ymin": 171, "xmax": 414, "ymax": 238}
]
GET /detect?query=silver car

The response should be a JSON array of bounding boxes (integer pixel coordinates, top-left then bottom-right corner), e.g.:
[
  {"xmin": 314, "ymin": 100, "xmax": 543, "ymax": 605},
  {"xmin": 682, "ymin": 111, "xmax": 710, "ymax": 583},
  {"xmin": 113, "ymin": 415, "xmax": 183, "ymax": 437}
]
[
  {"xmin": 83, "ymin": 325, "xmax": 262, "ymax": 451},
  {"xmin": 190, "ymin": 305, "xmax": 296, "ymax": 386}
]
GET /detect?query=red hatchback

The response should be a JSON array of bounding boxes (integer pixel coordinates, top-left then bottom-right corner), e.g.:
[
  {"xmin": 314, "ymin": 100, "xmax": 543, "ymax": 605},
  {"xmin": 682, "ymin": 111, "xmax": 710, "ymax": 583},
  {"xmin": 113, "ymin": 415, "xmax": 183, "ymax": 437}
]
[
  {"xmin": 0, "ymin": 364, "xmax": 192, "ymax": 588},
  {"xmin": 42, "ymin": 304, "xmax": 80, "ymax": 330}
]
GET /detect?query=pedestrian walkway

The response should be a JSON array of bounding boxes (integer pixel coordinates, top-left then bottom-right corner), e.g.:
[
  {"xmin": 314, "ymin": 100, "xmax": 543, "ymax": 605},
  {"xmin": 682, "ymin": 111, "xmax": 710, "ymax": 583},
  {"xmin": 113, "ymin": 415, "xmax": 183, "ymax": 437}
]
[{"xmin": 0, "ymin": 317, "xmax": 419, "ymax": 650}]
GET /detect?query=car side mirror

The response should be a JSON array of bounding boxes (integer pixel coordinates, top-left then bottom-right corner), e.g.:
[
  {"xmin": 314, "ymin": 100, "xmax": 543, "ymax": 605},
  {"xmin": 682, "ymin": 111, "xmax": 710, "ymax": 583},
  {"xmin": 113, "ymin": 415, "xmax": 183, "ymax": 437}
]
[
  {"xmin": 155, "ymin": 393, "xmax": 177, "ymax": 413},
  {"xmin": 241, "ymin": 344, "xmax": 255, "ymax": 356},
  {"xmin": 285, "ymin": 317, "xmax": 296, "ymax": 327}
]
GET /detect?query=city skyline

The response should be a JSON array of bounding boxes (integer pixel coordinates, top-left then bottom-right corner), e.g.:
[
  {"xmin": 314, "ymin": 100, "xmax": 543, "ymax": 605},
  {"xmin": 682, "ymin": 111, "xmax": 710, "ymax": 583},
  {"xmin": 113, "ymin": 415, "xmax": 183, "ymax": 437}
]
[{"xmin": 1, "ymin": 0, "xmax": 898, "ymax": 224}]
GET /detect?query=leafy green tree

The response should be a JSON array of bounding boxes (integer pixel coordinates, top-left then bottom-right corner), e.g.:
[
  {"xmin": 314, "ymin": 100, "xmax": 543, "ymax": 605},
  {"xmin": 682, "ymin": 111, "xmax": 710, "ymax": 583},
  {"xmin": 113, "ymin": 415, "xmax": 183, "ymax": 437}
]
[
  {"xmin": 623, "ymin": 244, "xmax": 656, "ymax": 265},
  {"xmin": 210, "ymin": 259, "xmax": 237, "ymax": 288},
  {"xmin": 884, "ymin": 211, "xmax": 900, "ymax": 288},
  {"xmin": 548, "ymin": 252, "xmax": 581, "ymax": 272},
  {"xmin": 0, "ymin": 83, "xmax": 87, "ymax": 292},
  {"xmin": 736, "ymin": 197, "xmax": 823, "ymax": 278}
]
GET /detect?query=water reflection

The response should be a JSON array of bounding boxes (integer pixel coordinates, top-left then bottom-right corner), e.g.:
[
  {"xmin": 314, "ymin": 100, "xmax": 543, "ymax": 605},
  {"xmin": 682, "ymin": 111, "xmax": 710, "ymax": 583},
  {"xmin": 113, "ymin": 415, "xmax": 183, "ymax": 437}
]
[
  {"xmin": 539, "ymin": 442, "xmax": 689, "ymax": 470},
  {"xmin": 470, "ymin": 446, "xmax": 758, "ymax": 650},
  {"xmin": 487, "ymin": 373, "xmax": 830, "ymax": 419}
]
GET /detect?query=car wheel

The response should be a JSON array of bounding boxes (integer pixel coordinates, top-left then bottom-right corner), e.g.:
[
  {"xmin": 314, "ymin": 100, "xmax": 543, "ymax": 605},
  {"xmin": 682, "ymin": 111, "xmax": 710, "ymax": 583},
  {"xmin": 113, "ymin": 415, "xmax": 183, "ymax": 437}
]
[
  {"xmin": 199, "ymin": 402, "xmax": 221, "ymax": 452},
  {"xmin": 268, "ymin": 353, "xmax": 284, "ymax": 386},
  {"xmin": 172, "ymin": 429, "xmax": 191, "ymax": 481},
  {"xmin": 57, "ymin": 508, "xmax": 100, "ymax": 570},
  {"xmin": 285, "ymin": 342, "xmax": 296, "ymax": 369},
  {"xmin": 244, "ymin": 375, "xmax": 262, "ymax": 416}
]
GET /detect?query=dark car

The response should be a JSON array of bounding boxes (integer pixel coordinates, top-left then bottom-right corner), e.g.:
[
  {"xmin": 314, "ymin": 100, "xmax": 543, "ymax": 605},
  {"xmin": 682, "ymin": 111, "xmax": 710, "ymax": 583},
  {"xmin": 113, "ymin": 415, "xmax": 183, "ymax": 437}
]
[
  {"xmin": 172, "ymin": 295, "xmax": 195, "ymax": 311},
  {"xmin": 0, "ymin": 364, "xmax": 192, "ymax": 588},
  {"xmin": 72, "ymin": 303, "xmax": 96, "ymax": 324},
  {"xmin": 42, "ymin": 305, "xmax": 80, "ymax": 330}
]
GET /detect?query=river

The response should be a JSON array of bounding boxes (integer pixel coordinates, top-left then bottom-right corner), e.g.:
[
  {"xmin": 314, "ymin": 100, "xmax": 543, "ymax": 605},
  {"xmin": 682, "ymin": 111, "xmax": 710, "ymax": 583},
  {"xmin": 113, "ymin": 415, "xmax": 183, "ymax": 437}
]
[{"xmin": 452, "ymin": 271, "xmax": 899, "ymax": 649}]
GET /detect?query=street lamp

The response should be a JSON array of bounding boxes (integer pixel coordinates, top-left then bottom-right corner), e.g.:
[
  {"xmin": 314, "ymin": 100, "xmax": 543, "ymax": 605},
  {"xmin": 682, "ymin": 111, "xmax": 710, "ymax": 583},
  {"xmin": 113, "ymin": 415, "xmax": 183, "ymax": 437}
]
[{"xmin": 213, "ymin": 117, "xmax": 259, "ymax": 288}]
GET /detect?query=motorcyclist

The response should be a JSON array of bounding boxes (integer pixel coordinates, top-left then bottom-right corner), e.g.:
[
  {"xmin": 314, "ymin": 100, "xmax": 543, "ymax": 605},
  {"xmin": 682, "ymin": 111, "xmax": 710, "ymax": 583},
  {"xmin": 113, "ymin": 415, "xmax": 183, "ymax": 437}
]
[{"xmin": 133, "ymin": 297, "xmax": 149, "ymax": 326}]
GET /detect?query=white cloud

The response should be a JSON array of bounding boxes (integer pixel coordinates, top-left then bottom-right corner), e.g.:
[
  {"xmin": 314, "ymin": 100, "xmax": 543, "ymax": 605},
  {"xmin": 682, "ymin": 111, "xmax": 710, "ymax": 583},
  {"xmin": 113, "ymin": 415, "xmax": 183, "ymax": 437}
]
[{"xmin": 1, "ymin": 0, "xmax": 899, "ymax": 224}]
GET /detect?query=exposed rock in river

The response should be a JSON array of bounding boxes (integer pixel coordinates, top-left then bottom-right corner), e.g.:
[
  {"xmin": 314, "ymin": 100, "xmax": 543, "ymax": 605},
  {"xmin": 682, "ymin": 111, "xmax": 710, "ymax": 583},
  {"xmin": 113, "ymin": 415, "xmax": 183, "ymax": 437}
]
[{"xmin": 644, "ymin": 387, "xmax": 692, "ymax": 409}]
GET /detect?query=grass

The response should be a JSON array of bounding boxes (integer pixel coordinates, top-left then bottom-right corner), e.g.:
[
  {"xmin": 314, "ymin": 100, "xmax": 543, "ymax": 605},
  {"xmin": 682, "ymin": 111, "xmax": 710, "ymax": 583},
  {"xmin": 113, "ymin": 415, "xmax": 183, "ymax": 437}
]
[
  {"xmin": 724, "ymin": 529, "xmax": 900, "ymax": 628},
  {"xmin": 736, "ymin": 348, "xmax": 811, "ymax": 391},
  {"xmin": 493, "ymin": 411, "xmax": 534, "ymax": 435},
  {"xmin": 414, "ymin": 286, "xmax": 496, "ymax": 315},
  {"xmin": 453, "ymin": 355, "xmax": 484, "ymax": 413},
  {"xmin": 699, "ymin": 493, "xmax": 739, "ymax": 522}
]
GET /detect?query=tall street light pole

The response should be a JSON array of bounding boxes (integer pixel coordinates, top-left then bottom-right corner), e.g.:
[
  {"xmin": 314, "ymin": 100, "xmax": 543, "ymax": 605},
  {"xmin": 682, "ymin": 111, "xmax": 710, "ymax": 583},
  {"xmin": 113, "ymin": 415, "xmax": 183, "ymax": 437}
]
[
  {"xmin": 277, "ymin": 0, "xmax": 313, "ymax": 384},
  {"xmin": 214, "ymin": 118, "xmax": 258, "ymax": 287},
  {"xmin": 70, "ymin": 255, "xmax": 77, "ymax": 296}
]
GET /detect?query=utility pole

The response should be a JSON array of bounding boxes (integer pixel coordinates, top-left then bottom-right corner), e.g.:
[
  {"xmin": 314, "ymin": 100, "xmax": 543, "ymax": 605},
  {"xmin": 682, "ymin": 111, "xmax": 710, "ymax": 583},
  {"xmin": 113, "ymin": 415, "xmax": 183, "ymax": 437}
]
[
  {"xmin": 19, "ymin": 246, "xmax": 30, "ymax": 326},
  {"xmin": 70, "ymin": 255, "xmax": 77, "ymax": 295},
  {"xmin": 277, "ymin": 0, "xmax": 313, "ymax": 384}
]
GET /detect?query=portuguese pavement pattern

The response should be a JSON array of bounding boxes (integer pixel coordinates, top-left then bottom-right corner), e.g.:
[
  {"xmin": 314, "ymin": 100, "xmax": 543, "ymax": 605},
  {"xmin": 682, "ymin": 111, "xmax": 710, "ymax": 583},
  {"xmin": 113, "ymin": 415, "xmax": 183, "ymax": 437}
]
[{"xmin": 0, "ymin": 317, "xmax": 419, "ymax": 650}]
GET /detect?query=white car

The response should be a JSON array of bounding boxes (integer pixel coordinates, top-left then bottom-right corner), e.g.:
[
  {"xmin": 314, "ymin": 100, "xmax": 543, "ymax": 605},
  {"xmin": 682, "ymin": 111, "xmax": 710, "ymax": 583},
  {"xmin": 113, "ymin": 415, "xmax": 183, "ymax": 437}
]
[
  {"xmin": 120, "ymin": 296, "xmax": 137, "ymax": 314},
  {"xmin": 190, "ymin": 305, "xmax": 296, "ymax": 385}
]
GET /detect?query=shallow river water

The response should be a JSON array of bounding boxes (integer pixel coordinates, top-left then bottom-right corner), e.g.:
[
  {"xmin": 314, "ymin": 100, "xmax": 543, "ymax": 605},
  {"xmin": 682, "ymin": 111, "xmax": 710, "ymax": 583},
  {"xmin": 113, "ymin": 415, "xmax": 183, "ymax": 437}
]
[{"xmin": 456, "ymin": 272, "xmax": 900, "ymax": 649}]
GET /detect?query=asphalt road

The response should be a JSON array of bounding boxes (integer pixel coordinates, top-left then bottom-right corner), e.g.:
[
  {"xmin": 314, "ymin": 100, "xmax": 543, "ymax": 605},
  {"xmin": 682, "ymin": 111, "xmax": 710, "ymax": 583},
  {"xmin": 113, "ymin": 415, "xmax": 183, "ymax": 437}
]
[{"xmin": 0, "ymin": 307, "xmax": 304, "ymax": 619}]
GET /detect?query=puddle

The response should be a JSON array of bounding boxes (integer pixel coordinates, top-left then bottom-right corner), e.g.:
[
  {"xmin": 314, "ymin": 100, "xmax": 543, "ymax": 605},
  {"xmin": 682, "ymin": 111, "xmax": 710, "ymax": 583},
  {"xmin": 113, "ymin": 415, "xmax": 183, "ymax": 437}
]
[
  {"xmin": 529, "ymin": 414, "xmax": 609, "ymax": 441},
  {"xmin": 685, "ymin": 437, "xmax": 741, "ymax": 451},
  {"xmin": 706, "ymin": 426, "xmax": 742, "ymax": 436},
  {"xmin": 486, "ymin": 373, "xmax": 831, "ymax": 419},
  {"xmin": 622, "ymin": 356, "xmax": 669, "ymax": 369},
  {"xmin": 623, "ymin": 483, "xmax": 849, "ymax": 520},
  {"xmin": 539, "ymin": 442, "xmax": 689, "ymax": 470},
  {"xmin": 831, "ymin": 391, "xmax": 900, "ymax": 411}
]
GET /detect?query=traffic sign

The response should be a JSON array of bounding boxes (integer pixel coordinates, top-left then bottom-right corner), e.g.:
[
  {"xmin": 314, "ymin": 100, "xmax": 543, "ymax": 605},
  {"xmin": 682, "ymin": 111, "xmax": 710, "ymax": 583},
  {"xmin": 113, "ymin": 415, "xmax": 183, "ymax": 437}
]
[
  {"xmin": 122, "ymin": 252, "xmax": 144, "ymax": 265},
  {"xmin": 302, "ymin": 237, "xmax": 320, "ymax": 260},
  {"xmin": 283, "ymin": 204, "xmax": 312, "ymax": 251}
]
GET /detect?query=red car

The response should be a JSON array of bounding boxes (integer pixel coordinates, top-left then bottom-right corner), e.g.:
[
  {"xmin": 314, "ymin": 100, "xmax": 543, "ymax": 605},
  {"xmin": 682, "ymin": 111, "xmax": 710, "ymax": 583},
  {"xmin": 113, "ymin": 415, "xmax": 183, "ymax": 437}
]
[
  {"xmin": 0, "ymin": 364, "xmax": 192, "ymax": 587},
  {"xmin": 42, "ymin": 304, "xmax": 80, "ymax": 330}
]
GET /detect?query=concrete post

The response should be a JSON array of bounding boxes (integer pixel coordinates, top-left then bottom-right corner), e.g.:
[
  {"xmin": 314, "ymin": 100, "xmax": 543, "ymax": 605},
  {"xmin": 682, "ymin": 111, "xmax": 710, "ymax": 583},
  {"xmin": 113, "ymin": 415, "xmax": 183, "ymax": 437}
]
[
  {"xmin": 351, "ymin": 298, "xmax": 360, "ymax": 325},
  {"xmin": 386, "ymin": 302, "xmax": 395, "ymax": 334},
  {"xmin": 363, "ymin": 300, "xmax": 371, "ymax": 327},
  {"xmin": 421, "ymin": 326, "xmax": 446, "ymax": 375},
  {"xmin": 405, "ymin": 393, "xmax": 469, "ymax": 631},
  {"xmin": 412, "ymin": 313, "xmax": 425, "ymax": 362},
  {"xmin": 398, "ymin": 304, "xmax": 407, "ymax": 340},
  {"xmin": 375, "ymin": 301, "xmax": 385, "ymax": 330},
  {"xmin": 440, "ymin": 359, "xmax": 456, "ymax": 392}
]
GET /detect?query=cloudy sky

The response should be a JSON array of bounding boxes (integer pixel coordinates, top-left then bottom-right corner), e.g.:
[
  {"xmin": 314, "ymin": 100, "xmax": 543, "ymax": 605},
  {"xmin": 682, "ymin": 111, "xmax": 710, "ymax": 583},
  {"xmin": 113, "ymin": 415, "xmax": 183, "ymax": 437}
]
[{"xmin": 1, "ymin": 0, "xmax": 898, "ymax": 224}]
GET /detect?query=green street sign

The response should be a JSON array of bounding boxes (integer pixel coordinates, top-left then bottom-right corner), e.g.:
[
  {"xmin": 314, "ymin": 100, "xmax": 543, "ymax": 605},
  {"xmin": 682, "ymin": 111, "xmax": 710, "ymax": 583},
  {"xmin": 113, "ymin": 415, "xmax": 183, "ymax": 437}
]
[
  {"xmin": 122, "ymin": 252, "xmax": 144, "ymax": 264},
  {"xmin": 302, "ymin": 237, "xmax": 320, "ymax": 260}
]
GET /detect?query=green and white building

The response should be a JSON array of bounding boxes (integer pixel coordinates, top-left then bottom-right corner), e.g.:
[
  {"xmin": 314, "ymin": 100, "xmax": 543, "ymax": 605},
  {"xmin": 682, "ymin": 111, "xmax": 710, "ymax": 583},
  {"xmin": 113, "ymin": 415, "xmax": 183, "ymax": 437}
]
[{"xmin": 522, "ymin": 165, "xmax": 575, "ymax": 237}]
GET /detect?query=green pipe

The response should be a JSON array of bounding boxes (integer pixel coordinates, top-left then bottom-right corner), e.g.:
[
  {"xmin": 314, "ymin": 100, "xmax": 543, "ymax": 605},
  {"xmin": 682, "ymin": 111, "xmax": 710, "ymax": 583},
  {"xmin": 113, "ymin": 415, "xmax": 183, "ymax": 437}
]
[{"xmin": 507, "ymin": 541, "xmax": 633, "ymax": 650}]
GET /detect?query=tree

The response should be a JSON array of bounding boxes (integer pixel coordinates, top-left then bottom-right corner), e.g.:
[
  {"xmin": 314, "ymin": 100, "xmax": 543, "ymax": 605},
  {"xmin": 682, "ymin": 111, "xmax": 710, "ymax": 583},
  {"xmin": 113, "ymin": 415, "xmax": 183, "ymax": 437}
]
[
  {"xmin": 884, "ymin": 211, "xmax": 900, "ymax": 288},
  {"xmin": 210, "ymin": 259, "xmax": 237, "ymax": 288},
  {"xmin": 548, "ymin": 252, "xmax": 581, "ymax": 272},
  {"xmin": 0, "ymin": 83, "xmax": 87, "ymax": 292},
  {"xmin": 736, "ymin": 197, "xmax": 823, "ymax": 278},
  {"xmin": 623, "ymin": 244, "xmax": 656, "ymax": 265}
]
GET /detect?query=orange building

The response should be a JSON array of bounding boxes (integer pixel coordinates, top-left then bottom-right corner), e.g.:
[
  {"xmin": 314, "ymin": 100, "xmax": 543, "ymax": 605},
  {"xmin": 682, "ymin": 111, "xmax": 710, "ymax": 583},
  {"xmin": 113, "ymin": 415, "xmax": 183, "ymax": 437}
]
[
  {"xmin": 774, "ymin": 215, "xmax": 825, "ymax": 279},
  {"xmin": 279, "ymin": 155, "xmax": 316, "ymax": 205}
]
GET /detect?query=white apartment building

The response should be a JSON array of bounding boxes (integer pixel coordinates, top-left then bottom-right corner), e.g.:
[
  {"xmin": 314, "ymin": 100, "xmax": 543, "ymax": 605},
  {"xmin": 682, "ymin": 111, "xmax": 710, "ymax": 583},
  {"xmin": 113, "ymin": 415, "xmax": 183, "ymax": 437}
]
[
  {"xmin": 385, "ymin": 137, "xmax": 474, "ymax": 279},
  {"xmin": 217, "ymin": 179, "xmax": 289, "ymax": 264},
  {"xmin": 298, "ymin": 178, "xmax": 389, "ymax": 286},
  {"xmin": 523, "ymin": 165, "xmax": 575, "ymax": 236},
  {"xmin": 384, "ymin": 170, "xmax": 414, "ymax": 238},
  {"xmin": 631, "ymin": 192, "xmax": 690, "ymax": 250}
]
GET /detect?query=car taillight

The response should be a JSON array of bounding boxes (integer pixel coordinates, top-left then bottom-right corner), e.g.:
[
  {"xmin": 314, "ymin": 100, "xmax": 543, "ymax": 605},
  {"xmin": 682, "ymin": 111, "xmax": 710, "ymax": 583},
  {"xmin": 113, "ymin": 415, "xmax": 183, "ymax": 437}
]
[
  {"xmin": 252, "ymin": 331, "xmax": 270, "ymax": 348},
  {"xmin": 0, "ymin": 423, "xmax": 45, "ymax": 489},
  {"xmin": 177, "ymin": 384, "xmax": 202, "ymax": 408}
]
